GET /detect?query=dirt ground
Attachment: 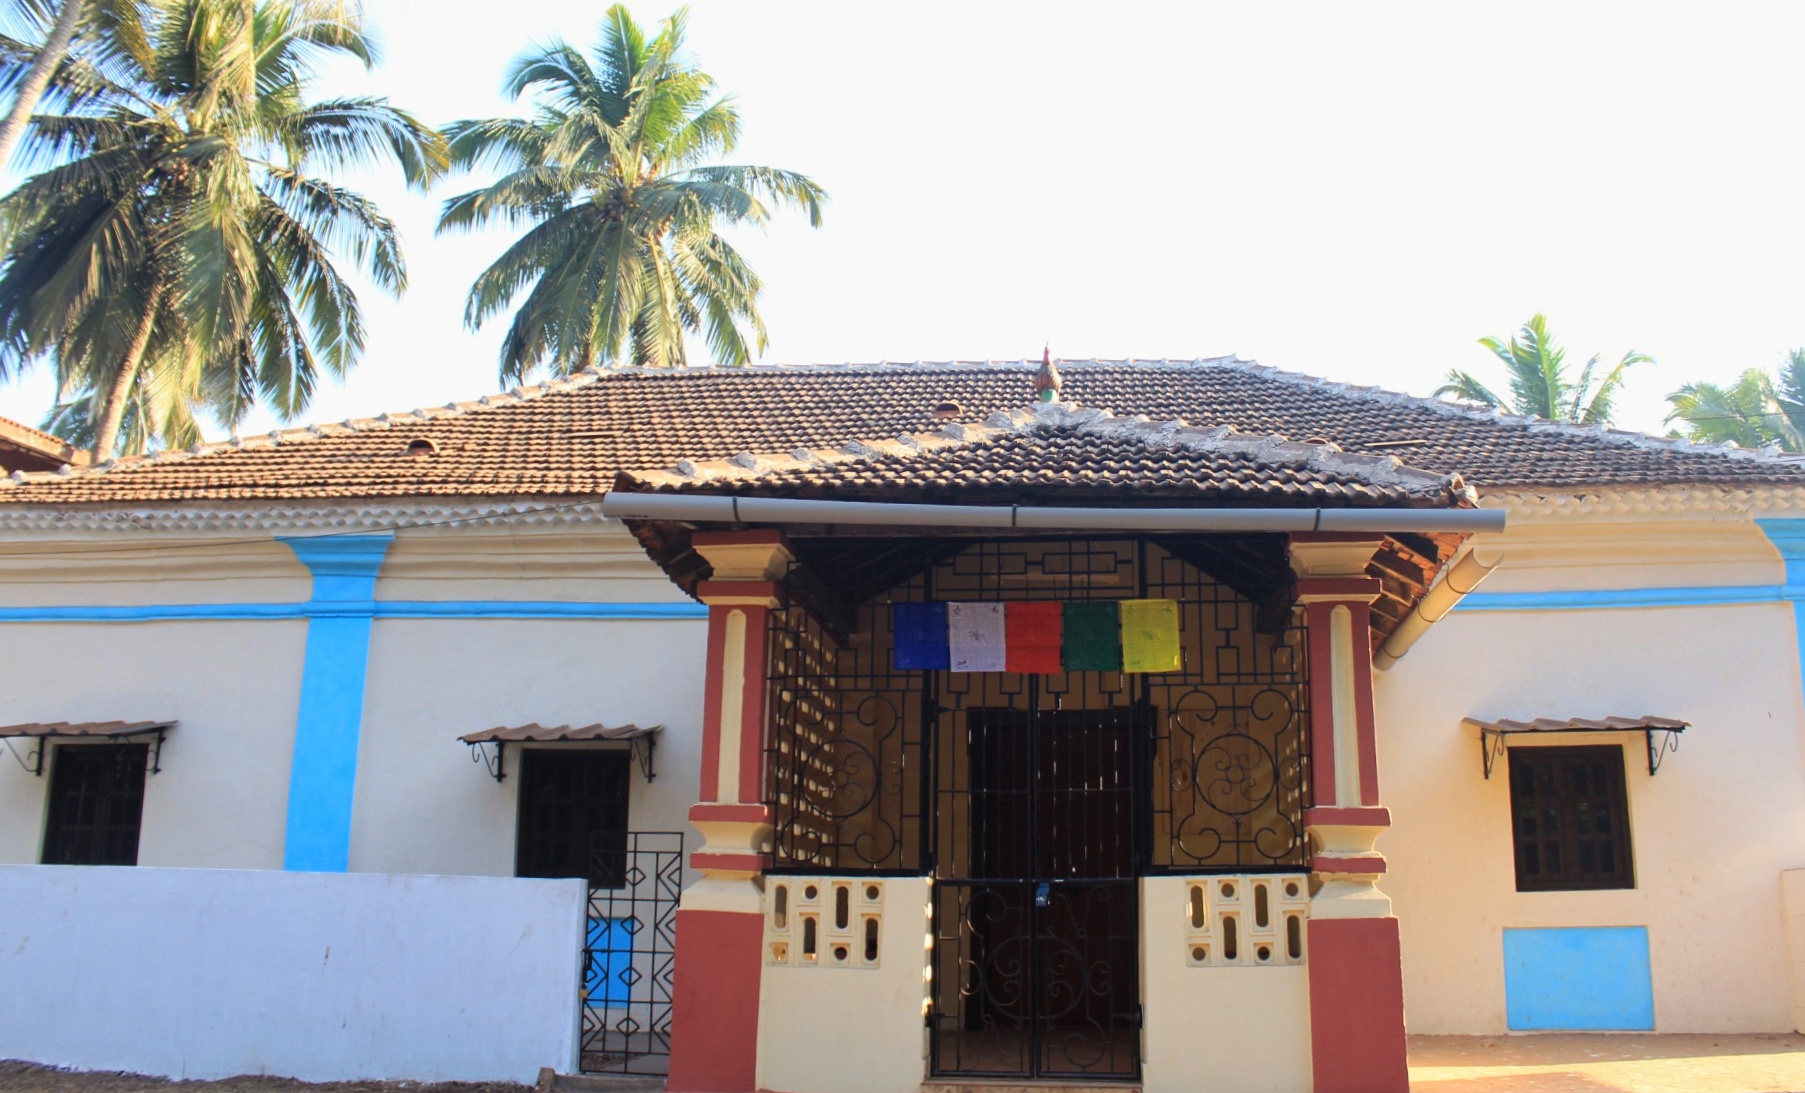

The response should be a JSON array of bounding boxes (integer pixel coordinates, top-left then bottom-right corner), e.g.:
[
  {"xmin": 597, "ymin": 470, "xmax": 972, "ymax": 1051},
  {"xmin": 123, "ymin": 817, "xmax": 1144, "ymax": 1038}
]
[
  {"xmin": 0, "ymin": 1062, "xmax": 529, "ymax": 1093},
  {"xmin": 13, "ymin": 1036, "xmax": 1805, "ymax": 1092},
  {"xmin": 1409, "ymin": 1033, "xmax": 1805, "ymax": 1092}
]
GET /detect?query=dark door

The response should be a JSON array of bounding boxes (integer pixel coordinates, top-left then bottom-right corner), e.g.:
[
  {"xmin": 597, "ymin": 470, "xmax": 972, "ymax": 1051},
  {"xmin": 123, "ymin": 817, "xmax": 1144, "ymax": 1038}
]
[{"xmin": 931, "ymin": 699, "xmax": 1143, "ymax": 1081}]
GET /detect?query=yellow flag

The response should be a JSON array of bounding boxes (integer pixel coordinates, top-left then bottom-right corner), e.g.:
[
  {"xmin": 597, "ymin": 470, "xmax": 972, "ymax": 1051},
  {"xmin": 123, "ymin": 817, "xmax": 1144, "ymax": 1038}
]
[{"xmin": 1119, "ymin": 599, "xmax": 1182, "ymax": 673}]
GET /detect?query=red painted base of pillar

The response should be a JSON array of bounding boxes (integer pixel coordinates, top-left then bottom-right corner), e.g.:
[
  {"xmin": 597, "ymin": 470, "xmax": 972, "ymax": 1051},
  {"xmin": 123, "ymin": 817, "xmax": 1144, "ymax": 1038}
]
[
  {"xmin": 1308, "ymin": 917, "xmax": 1410, "ymax": 1093},
  {"xmin": 667, "ymin": 908, "xmax": 764, "ymax": 1093}
]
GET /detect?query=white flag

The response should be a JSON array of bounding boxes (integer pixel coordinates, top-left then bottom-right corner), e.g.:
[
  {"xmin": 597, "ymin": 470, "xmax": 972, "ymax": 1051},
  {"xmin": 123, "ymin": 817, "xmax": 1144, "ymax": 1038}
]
[{"xmin": 947, "ymin": 602, "xmax": 1006, "ymax": 672}]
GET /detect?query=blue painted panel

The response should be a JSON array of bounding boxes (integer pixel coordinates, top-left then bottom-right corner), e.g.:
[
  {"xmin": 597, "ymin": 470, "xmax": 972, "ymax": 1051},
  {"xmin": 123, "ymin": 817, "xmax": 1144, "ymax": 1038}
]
[
  {"xmin": 1503, "ymin": 926, "xmax": 1654, "ymax": 1030},
  {"xmin": 281, "ymin": 534, "xmax": 392, "ymax": 873},
  {"xmin": 586, "ymin": 916, "xmax": 638, "ymax": 1007}
]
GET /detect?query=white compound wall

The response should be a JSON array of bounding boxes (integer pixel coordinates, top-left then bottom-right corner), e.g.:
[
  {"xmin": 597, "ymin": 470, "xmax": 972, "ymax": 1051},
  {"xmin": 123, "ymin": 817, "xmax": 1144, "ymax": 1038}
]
[{"xmin": 0, "ymin": 865, "xmax": 585, "ymax": 1083}]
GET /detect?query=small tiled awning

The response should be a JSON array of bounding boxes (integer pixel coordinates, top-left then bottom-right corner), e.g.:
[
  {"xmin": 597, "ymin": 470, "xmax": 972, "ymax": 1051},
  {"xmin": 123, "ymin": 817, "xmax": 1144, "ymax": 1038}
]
[
  {"xmin": 458, "ymin": 723, "xmax": 661, "ymax": 783},
  {"xmin": 1465, "ymin": 715, "xmax": 1687, "ymax": 779},
  {"xmin": 0, "ymin": 720, "xmax": 174, "ymax": 775}
]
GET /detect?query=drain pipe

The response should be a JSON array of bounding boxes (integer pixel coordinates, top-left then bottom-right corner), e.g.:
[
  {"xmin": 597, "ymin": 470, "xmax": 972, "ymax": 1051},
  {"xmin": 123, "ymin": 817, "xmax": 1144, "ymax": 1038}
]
[
  {"xmin": 1374, "ymin": 548, "xmax": 1504, "ymax": 671},
  {"xmin": 599, "ymin": 492, "xmax": 1507, "ymax": 535}
]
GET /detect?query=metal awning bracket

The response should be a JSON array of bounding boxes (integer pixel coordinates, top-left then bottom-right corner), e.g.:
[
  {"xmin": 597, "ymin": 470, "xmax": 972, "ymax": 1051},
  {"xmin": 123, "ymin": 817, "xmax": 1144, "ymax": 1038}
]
[
  {"xmin": 467, "ymin": 739, "xmax": 507, "ymax": 782},
  {"xmin": 1480, "ymin": 728, "xmax": 1507, "ymax": 780},
  {"xmin": 633, "ymin": 733, "xmax": 657, "ymax": 783},
  {"xmin": 3, "ymin": 736, "xmax": 44, "ymax": 776},
  {"xmin": 1647, "ymin": 727, "xmax": 1680, "ymax": 776}
]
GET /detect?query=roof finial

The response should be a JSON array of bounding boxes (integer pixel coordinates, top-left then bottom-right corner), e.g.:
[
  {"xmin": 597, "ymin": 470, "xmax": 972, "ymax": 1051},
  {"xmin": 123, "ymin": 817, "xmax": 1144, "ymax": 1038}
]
[{"xmin": 1034, "ymin": 345, "xmax": 1063, "ymax": 403}]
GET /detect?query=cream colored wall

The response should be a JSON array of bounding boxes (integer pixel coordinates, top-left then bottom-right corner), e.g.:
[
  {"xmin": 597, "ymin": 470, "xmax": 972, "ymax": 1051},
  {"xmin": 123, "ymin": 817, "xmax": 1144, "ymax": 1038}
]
[
  {"xmin": 0, "ymin": 618, "xmax": 307, "ymax": 868},
  {"xmin": 375, "ymin": 527, "xmax": 693, "ymax": 603},
  {"xmin": 0, "ymin": 538, "xmax": 311, "ymax": 606},
  {"xmin": 1472, "ymin": 512, "xmax": 1785, "ymax": 593},
  {"xmin": 1139, "ymin": 876, "xmax": 1312, "ymax": 1093},
  {"xmin": 349, "ymin": 616, "xmax": 706, "ymax": 876},
  {"xmin": 1379, "ymin": 515, "xmax": 1805, "ymax": 1034},
  {"xmin": 756, "ymin": 876, "xmax": 930, "ymax": 1093}
]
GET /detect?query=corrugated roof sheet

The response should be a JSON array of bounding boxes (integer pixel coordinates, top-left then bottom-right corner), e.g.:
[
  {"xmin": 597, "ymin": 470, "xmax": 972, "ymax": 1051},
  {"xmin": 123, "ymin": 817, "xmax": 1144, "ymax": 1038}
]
[
  {"xmin": 1462, "ymin": 715, "xmax": 1690, "ymax": 734},
  {"xmin": 0, "ymin": 720, "xmax": 175, "ymax": 738},
  {"xmin": 458, "ymin": 723, "xmax": 659, "ymax": 744}
]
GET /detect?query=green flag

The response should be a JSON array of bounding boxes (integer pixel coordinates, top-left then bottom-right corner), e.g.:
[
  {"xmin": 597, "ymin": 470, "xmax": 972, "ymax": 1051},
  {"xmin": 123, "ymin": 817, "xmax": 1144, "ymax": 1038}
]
[{"xmin": 1062, "ymin": 601, "xmax": 1123, "ymax": 671}]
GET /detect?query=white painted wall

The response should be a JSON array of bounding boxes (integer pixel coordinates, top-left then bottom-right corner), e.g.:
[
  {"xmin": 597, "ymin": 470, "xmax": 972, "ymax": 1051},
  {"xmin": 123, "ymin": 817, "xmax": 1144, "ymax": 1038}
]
[
  {"xmin": 1380, "ymin": 585, "xmax": 1805, "ymax": 1033},
  {"xmin": 1140, "ymin": 876, "xmax": 1312, "ymax": 1093},
  {"xmin": 757, "ymin": 876, "xmax": 931, "ymax": 1093},
  {"xmin": 0, "ymin": 865, "xmax": 584, "ymax": 1083},
  {"xmin": 0, "ymin": 618, "xmax": 306, "ymax": 868},
  {"xmin": 350, "ymin": 615, "xmax": 707, "ymax": 877}
]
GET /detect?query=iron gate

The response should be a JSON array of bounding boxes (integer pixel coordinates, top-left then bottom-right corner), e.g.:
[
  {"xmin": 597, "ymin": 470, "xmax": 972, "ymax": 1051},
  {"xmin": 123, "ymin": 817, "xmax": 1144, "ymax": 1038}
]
[
  {"xmin": 580, "ymin": 831, "xmax": 683, "ymax": 1076},
  {"xmin": 929, "ymin": 694, "xmax": 1146, "ymax": 1080}
]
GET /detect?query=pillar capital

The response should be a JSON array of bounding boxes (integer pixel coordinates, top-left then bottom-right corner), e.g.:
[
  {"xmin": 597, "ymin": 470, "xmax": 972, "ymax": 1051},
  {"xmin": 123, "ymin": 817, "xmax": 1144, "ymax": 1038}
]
[
  {"xmin": 1295, "ymin": 576, "xmax": 1382, "ymax": 604},
  {"xmin": 1288, "ymin": 533, "xmax": 1385, "ymax": 579},
  {"xmin": 692, "ymin": 529, "xmax": 794, "ymax": 581},
  {"xmin": 696, "ymin": 580, "xmax": 783, "ymax": 608}
]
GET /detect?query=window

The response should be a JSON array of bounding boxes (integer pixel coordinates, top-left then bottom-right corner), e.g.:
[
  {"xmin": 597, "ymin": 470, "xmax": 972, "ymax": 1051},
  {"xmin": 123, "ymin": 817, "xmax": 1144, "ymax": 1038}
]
[
  {"xmin": 41, "ymin": 743, "xmax": 149, "ymax": 865},
  {"xmin": 1508, "ymin": 745, "xmax": 1633, "ymax": 891},
  {"xmin": 515, "ymin": 750, "xmax": 630, "ymax": 887}
]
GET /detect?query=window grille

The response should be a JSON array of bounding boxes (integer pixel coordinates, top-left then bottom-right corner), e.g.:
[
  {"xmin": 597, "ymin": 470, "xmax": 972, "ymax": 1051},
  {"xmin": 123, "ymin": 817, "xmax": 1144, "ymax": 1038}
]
[
  {"xmin": 1508, "ymin": 745, "xmax": 1634, "ymax": 891},
  {"xmin": 516, "ymin": 750, "xmax": 631, "ymax": 887},
  {"xmin": 41, "ymin": 743, "xmax": 148, "ymax": 866}
]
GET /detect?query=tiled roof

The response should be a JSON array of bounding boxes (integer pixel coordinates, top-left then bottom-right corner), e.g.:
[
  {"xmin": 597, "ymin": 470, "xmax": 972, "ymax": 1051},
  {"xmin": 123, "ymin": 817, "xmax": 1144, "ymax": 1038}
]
[
  {"xmin": 621, "ymin": 403, "xmax": 1477, "ymax": 508},
  {"xmin": 0, "ymin": 414, "xmax": 85, "ymax": 474},
  {"xmin": 2, "ymin": 358, "xmax": 1800, "ymax": 504}
]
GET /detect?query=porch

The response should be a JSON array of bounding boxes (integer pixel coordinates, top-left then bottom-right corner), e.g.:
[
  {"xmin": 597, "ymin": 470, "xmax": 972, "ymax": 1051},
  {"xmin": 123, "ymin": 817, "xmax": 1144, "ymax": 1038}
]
[{"xmin": 604, "ymin": 401, "xmax": 1501, "ymax": 1093}]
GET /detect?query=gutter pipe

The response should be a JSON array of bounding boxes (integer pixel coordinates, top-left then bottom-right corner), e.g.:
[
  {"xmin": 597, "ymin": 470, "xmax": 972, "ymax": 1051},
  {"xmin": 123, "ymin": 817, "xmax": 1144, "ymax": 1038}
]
[
  {"xmin": 1374, "ymin": 548, "xmax": 1504, "ymax": 671},
  {"xmin": 598, "ymin": 492, "xmax": 1507, "ymax": 535}
]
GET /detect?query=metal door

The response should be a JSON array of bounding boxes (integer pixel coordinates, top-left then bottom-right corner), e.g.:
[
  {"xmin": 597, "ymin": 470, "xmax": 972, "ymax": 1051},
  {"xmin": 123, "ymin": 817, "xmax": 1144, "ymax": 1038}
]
[{"xmin": 929, "ymin": 693, "xmax": 1144, "ymax": 1081}]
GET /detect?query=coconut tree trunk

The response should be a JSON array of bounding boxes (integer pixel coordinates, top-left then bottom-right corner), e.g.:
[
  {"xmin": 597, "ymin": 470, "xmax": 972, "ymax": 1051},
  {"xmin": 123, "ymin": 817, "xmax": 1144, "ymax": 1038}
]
[
  {"xmin": 0, "ymin": 0, "xmax": 84, "ymax": 173},
  {"xmin": 90, "ymin": 286, "xmax": 160, "ymax": 461}
]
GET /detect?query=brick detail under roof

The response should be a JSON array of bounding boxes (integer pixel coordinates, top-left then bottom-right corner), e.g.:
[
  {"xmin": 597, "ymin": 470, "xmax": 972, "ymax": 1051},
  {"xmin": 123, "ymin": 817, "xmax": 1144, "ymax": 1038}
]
[{"xmin": 1, "ymin": 359, "xmax": 1799, "ymax": 503}]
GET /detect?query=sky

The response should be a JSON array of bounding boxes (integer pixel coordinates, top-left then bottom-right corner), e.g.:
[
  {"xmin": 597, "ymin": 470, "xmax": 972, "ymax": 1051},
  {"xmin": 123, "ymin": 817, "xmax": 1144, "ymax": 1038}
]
[{"xmin": 2, "ymin": 0, "xmax": 1803, "ymax": 441}]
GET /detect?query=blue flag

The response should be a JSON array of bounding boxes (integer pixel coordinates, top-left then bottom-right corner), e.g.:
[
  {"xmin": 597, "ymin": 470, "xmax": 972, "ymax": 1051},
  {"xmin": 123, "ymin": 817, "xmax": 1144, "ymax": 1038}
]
[{"xmin": 892, "ymin": 601, "xmax": 950, "ymax": 670}]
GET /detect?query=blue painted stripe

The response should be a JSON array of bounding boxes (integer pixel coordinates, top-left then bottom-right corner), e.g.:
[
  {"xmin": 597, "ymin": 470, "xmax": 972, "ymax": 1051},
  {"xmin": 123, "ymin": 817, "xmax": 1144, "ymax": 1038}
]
[
  {"xmin": 1504, "ymin": 926, "xmax": 1654, "ymax": 1030},
  {"xmin": 0, "ymin": 601, "xmax": 710, "ymax": 623},
  {"xmin": 1459, "ymin": 584, "xmax": 1790, "ymax": 611},
  {"xmin": 1757, "ymin": 521, "xmax": 1805, "ymax": 755},
  {"xmin": 281, "ymin": 535, "xmax": 392, "ymax": 873}
]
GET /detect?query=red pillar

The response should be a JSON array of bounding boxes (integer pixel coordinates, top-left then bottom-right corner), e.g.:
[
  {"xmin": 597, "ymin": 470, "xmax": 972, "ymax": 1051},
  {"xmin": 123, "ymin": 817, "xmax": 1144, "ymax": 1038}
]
[
  {"xmin": 666, "ymin": 532, "xmax": 789, "ymax": 1093},
  {"xmin": 1292, "ymin": 535, "xmax": 1410, "ymax": 1093}
]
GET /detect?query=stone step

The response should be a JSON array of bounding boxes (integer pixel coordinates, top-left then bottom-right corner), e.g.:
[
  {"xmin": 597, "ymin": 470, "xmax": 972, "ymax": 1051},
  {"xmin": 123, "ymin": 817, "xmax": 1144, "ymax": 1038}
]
[
  {"xmin": 536, "ymin": 1067, "xmax": 666, "ymax": 1093},
  {"xmin": 922, "ymin": 1082, "xmax": 1142, "ymax": 1093}
]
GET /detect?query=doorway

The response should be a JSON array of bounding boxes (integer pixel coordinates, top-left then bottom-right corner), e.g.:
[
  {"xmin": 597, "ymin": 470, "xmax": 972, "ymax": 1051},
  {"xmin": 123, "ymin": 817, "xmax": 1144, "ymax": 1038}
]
[{"xmin": 930, "ymin": 696, "xmax": 1145, "ymax": 1081}]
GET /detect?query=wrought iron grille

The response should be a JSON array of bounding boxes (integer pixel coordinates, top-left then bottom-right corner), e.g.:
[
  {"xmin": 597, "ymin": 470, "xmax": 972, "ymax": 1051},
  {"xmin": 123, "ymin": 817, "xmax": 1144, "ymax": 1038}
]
[
  {"xmin": 580, "ymin": 831, "xmax": 683, "ymax": 1076},
  {"xmin": 766, "ymin": 594, "xmax": 927, "ymax": 872},
  {"xmin": 930, "ymin": 879, "xmax": 1141, "ymax": 1081},
  {"xmin": 766, "ymin": 536, "xmax": 1311, "ymax": 875}
]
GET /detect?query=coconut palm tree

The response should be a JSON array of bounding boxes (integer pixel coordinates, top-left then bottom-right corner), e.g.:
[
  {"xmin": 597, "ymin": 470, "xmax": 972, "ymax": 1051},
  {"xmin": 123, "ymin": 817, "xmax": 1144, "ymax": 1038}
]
[
  {"xmin": 0, "ymin": 0, "xmax": 447, "ymax": 459},
  {"xmin": 0, "ymin": 0, "xmax": 154, "ymax": 171},
  {"xmin": 438, "ymin": 5, "xmax": 825, "ymax": 379},
  {"xmin": 1665, "ymin": 350, "xmax": 1805, "ymax": 452},
  {"xmin": 1435, "ymin": 313, "xmax": 1651, "ymax": 426}
]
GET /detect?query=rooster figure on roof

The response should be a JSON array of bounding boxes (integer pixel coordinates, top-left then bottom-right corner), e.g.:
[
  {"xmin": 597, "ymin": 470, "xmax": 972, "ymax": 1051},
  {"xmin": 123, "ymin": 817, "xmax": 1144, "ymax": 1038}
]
[{"xmin": 1035, "ymin": 346, "xmax": 1064, "ymax": 403}]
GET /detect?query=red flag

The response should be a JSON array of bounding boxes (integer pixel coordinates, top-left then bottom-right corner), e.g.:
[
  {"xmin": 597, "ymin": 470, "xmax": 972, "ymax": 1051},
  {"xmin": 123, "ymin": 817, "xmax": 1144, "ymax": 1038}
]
[{"xmin": 1005, "ymin": 601, "xmax": 1065, "ymax": 673}]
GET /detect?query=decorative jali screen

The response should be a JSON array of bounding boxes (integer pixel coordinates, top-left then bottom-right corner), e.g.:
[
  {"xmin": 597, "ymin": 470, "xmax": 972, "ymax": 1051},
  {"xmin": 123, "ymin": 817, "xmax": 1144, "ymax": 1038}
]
[{"xmin": 763, "ymin": 536, "xmax": 1312, "ymax": 1082}]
